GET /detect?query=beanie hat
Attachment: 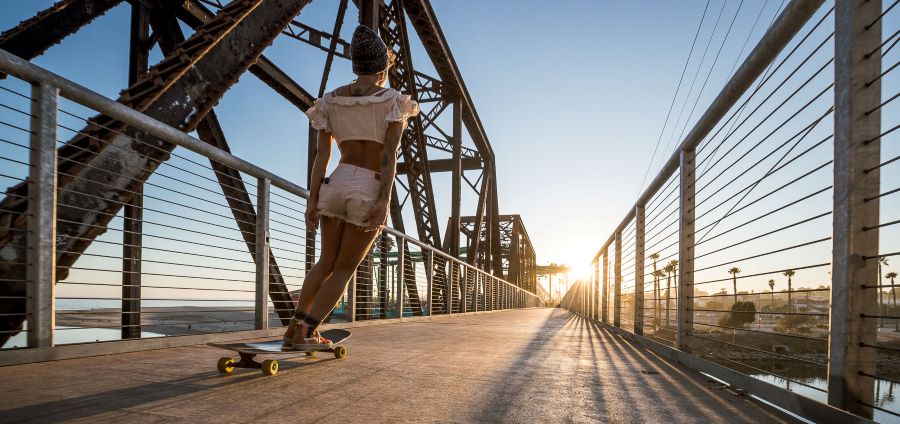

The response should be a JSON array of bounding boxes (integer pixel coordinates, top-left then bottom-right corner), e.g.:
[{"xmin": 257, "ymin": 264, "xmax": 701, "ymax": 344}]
[{"xmin": 351, "ymin": 25, "xmax": 389, "ymax": 75}]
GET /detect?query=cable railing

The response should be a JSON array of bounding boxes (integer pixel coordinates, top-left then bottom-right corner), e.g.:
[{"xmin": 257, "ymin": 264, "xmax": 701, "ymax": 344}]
[
  {"xmin": 0, "ymin": 46, "xmax": 541, "ymax": 363},
  {"xmin": 565, "ymin": 1, "xmax": 898, "ymax": 422}
]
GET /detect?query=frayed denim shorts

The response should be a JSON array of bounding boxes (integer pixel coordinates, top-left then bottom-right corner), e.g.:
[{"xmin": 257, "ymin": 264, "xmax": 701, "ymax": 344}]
[{"xmin": 316, "ymin": 163, "xmax": 382, "ymax": 229}]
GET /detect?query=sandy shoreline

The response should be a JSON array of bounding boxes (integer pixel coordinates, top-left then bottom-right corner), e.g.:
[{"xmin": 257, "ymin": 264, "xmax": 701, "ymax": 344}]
[{"xmin": 57, "ymin": 307, "xmax": 278, "ymax": 336}]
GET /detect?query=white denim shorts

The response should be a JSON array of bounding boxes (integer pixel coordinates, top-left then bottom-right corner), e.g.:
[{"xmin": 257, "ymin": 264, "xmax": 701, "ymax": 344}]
[{"xmin": 316, "ymin": 163, "xmax": 382, "ymax": 229}]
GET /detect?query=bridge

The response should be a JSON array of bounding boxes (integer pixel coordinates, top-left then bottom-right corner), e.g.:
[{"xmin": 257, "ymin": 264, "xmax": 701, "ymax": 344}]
[{"xmin": 0, "ymin": 0, "xmax": 897, "ymax": 422}]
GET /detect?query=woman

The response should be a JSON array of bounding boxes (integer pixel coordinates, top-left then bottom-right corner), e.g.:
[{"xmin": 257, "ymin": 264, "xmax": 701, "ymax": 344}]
[{"xmin": 283, "ymin": 25, "xmax": 419, "ymax": 349}]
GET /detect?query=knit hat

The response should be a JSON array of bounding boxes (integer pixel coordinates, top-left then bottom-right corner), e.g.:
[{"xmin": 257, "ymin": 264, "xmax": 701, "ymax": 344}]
[{"xmin": 351, "ymin": 25, "xmax": 389, "ymax": 75}]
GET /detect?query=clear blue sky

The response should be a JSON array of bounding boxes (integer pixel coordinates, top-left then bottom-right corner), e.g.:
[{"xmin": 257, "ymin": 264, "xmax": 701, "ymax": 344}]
[
  {"xmin": 1, "ymin": 1, "xmax": 897, "ymax": 300},
  {"xmin": 0, "ymin": 0, "xmax": 739, "ymax": 267}
]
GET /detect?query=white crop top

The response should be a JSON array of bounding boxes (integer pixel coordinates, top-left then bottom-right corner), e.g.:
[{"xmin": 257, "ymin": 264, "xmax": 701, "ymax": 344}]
[{"xmin": 305, "ymin": 87, "xmax": 420, "ymax": 144}]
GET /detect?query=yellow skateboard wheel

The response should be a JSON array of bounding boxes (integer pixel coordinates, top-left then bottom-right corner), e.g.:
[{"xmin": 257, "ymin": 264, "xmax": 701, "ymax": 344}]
[
  {"xmin": 333, "ymin": 346, "xmax": 346, "ymax": 359},
  {"xmin": 217, "ymin": 357, "xmax": 235, "ymax": 374},
  {"xmin": 305, "ymin": 351, "xmax": 316, "ymax": 357},
  {"xmin": 262, "ymin": 359, "xmax": 278, "ymax": 376}
]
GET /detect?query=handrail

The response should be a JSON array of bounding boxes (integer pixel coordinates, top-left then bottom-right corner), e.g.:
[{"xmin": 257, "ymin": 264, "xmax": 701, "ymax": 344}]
[
  {"xmin": 592, "ymin": 0, "xmax": 825, "ymax": 260},
  {"xmin": 0, "ymin": 47, "xmax": 539, "ymax": 301}
]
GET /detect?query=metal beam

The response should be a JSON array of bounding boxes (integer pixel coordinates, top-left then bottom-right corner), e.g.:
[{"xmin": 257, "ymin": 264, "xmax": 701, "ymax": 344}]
[
  {"xmin": 396, "ymin": 157, "xmax": 482, "ymax": 174},
  {"xmin": 602, "ymin": 249, "xmax": 609, "ymax": 323},
  {"xmin": 614, "ymin": 233, "xmax": 622, "ymax": 327},
  {"xmin": 827, "ymin": 0, "xmax": 881, "ymax": 417},
  {"xmin": 448, "ymin": 100, "xmax": 462, "ymax": 257},
  {"xmin": 634, "ymin": 205, "xmax": 645, "ymax": 336},
  {"xmin": 0, "ymin": 0, "xmax": 123, "ymax": 61},
  {"xmin": 25, "ymin": 82, "xmax": 58, "ymax": 349},
  {"xmin": 0, "ymin": 0, "xmax": 313, "ymax": 343},
  {"xmin": 122, "ymin": 1, "xmax": 151, "ymax": 339},
  {"xmin": 179, "ymin": 1, "xmax": 315, "ymax": 111},
  {"xmin": 677, "ymin": 149, "xmax": 696, "ymax": 351},
  {"xmin": 195, "ymin": 111, "xmax": 296, "ymax": 325}
]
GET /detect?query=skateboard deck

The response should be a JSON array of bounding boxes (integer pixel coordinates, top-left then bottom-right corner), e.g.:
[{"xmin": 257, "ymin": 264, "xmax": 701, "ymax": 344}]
[{"xmin": 209, "ymin": 329, "xmax": 351, "ymax": 376}]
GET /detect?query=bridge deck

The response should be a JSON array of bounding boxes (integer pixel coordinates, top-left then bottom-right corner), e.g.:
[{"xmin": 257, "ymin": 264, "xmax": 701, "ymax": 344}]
[{"xmin": 0, "ymin": 309, "xmax": 798, "ymax": 423}]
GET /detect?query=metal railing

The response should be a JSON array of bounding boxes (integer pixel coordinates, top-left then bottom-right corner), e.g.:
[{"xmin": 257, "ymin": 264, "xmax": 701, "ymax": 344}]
[
  {"xmin": 0, "ymin": 46, "xmax": 541, "ymax": 364},
  {"xmin": 564, "ymin": 0, "xmax": 898, "ymax": 422}
]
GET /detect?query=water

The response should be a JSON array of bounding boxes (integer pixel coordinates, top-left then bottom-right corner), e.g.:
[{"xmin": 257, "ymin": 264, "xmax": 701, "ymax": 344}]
[
  {"xmin": 1, "ymin": 299, "xmax": 249, "ymax": 349},
  {"xmin": 749, "ymin": 373, "xmax": 900, "ymax": 423},
  {"xmin": 2, "ymin": 327, "xmax": 164, "ymax": 349}
]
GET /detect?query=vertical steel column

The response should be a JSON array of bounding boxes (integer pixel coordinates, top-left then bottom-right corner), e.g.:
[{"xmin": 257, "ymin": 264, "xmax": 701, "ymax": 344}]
[
  {"xmin": 677, "ymin": 150, "xmax": 696, "ymax": 351},
  {"xmin": 449, "ymin": 100, "xmax": 462, "ymax": 257},
  {"xmin": 602, "ymin": 249, "xmax": 609, "ymax": 323},
  {"xmin": 426, "ymin": 250, "xmax": 433, "ymax": 316},
  {"xmin": 461, "ymin": 268, "xmax": 467, "ymax": 314},
  {"xmin": 122, "ymin": 1, "xmax": 149, "ymax": 340},
  {"xmin": 474, "ymin": 273, "xmax": 479, "ymax": 312},
  {"xmin": 359, "ymin": 0, "xmax": 378, "ymax": 29},
  {"xmin": 446, "ymin": 263, "xmax": 453, "ymax": 313},
  {"xmin": 347, "ymin": 273, "xmax": 357, "ymax": 322},
  {"xmin": 305, "ymin": 127, "xmax": 317, "ymax": 277},
  {"xmin": 614, "ymin": 233, "xmax": 622, "ymax": 327},
  {"xmin": 379, "ymin": 235, "xmax": 389, "ymax": 318},
  {"xmin": 593, "ymin": 260, "xmax": 600, "ymax": 320},
  {"xmin": 122, "ymin": 189, "xmax": 142, "ymax": 339},
  {"xmin": 26, "ymin": 82, "xmax": 58, "ymax": 349},
  {"xmin": 828, "ymin": 0, "xmax": 881, "ymax": 417},
  {"xmin": 635, "ymin": 205, "xmax": 646, "ymax": 335},
  {"xmin": 396, "ymin": 238, "xmax": 405, "ymax": 318},
  {"xmin": 255, "ymin": 178, "xmax": 270, "ymax": 330}
]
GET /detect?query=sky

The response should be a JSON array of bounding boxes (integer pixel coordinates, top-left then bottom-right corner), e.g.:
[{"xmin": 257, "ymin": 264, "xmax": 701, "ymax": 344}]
[{"xmin": 0, "ymin": 0, "xmax": 898, "ymax": 302}]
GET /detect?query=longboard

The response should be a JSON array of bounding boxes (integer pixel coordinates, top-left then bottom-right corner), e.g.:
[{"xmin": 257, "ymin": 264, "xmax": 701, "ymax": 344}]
[{"xmin": 208, "ymin": 329, "xmax": 351, "ymax": 376}]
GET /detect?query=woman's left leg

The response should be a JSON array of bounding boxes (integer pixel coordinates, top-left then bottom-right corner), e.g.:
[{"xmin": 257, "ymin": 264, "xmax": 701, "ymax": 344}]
[
  {"xmin": 283, "ymin": 216, "xmax": 344, "ymax": 344},
  {"xmin": 307, "ymin": 224, "xmax": 380, "ymax": 322}
]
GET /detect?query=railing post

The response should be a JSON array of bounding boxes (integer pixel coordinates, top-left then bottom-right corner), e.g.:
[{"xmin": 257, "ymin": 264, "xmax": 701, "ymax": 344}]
[
  {"xmin": 347, "ymin": 273, "xmax": 357, "ymax": 322},
  {"xmin": 677, "ymin": 150, "xmax": 696, "ymax": 351},
  {"xmin": 828, "ymin": 0, "xmax": 880, "ymax": 417},
  {"xmin": 446, "ymin": 263, "xmax": 453, "ymax": 313},
  {"xmin": 602, "ymin": 249, "xmax": 608, "ymax": 323},
  {"xmin": 396, "ymin": 238, "xmax": 405, "ymax": 318},
  {"xmin": 614, "ymin": 232, "xmax": 622, "ymax": 327},
  {"xmin": 593, "ymin": 260, "xmax": 600, "ymax": 320},
  {"xmin": 635, "ymin": 205, "xmax": 645, "ymax": 335},
  {"xmin": 462, "ymin": 268, "xmax": 468, "ymax": 314},
  {"xmin": 475, "ymin": 273, "xmax": 480, "ymax": 312},
  {"xmin": 426, "ymin": 250, "xmax": 433, "ymax": 316},
  {"xmin": 26, "ymin": 82, "xmax": 58, "ymax": 349},
  {"xmin": 254, "ymin": 177, "xmax": 270, "ymax": 330}
]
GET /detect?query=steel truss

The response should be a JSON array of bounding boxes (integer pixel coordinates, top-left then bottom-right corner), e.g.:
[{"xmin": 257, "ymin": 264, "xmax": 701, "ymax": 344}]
[{"xmin": 0, "ymin": 0, "xmax": 513, "ymax": 343}]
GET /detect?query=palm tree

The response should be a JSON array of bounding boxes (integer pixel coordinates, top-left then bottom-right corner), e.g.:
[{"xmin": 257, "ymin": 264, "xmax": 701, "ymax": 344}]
[
  {"xmin": 768, "ymin": 279, "xmax": 776, "ymax": 309},
  {"xmin": 887, "ymin": 272, "xmax": 898, "ymax": 332},
  {"xmin": 664, "ymin": 263, "xmax": 674, "ymax": 328},
  {"xmin": 650, "ymin": 253, "xmax": 660, "ymax": 322},
  {"xmin": 783, "ymin": 270, "xmax": 795, "ymax": 312},
  {"xmin": 669, "ymin": 259, "xmax": 679, "ymax": 287},
  {"xmin": 653, "ymin": 270, "xmax": 665, "ymax": 324},
  {"xmin": 879, "ymin": 258, "xmax": 889, "ymax": 329},
  {"xmin": 728, "ymin": 267, "xmax": 741, "ymax": 304}
]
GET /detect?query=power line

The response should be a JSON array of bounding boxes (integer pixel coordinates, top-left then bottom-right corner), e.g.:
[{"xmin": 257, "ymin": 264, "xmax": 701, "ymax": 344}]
[
  {"xmin": 674, "ymin": 0, "xmax": 747, "ymax": 146},
  {"xmin": 635, "ymin": 0, "xmax": 713, "ymax": 196},
  {"xmin": 659, "ymin": 0, "xmax": 728, "ymax": 168}
]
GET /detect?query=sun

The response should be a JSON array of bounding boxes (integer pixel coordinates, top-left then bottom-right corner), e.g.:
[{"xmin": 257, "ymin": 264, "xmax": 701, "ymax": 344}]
[{"xmin": 569, "ymin": 263, "xmax": 594, "ymax": 282}]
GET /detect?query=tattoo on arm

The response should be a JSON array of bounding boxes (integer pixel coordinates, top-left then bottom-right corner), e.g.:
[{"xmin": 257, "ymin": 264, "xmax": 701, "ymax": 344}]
[{"xmin": 378, "ymin": 150, "xmax": 395, "ymax": 202}]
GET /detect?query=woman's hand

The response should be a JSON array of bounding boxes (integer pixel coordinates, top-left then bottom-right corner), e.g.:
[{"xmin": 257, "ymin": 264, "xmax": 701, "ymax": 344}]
[
  {"xmin": 305, "ymin": 199, "xmax": 318, "ymax": 232},
  {"xmin": 366, "ymin": 200, "xmax": 389, "ymax": 231}
]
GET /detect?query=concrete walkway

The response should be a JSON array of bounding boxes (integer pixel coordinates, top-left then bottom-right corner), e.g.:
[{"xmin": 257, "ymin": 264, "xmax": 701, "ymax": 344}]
[{"xmin": 0, "ymin": 309, "xmax": 798, "ymax": 423}]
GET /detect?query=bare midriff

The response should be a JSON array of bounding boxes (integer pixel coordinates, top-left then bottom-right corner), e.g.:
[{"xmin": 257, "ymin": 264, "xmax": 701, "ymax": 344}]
[{"xmin": 337, "ymin": 139, "xmax": 384, "ymax": 174}]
